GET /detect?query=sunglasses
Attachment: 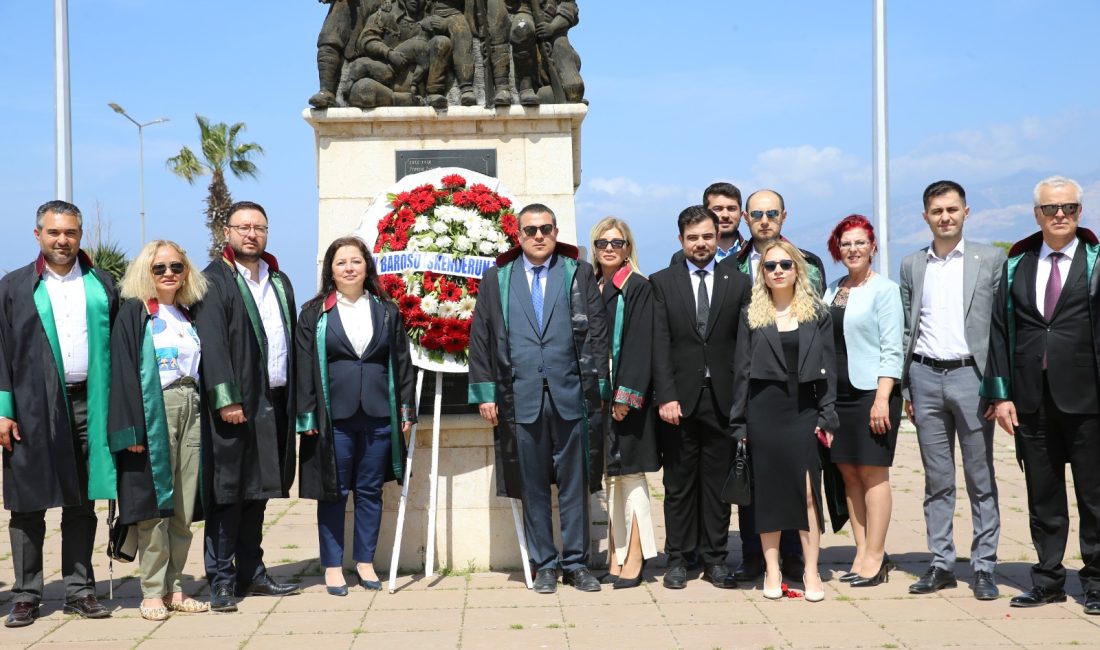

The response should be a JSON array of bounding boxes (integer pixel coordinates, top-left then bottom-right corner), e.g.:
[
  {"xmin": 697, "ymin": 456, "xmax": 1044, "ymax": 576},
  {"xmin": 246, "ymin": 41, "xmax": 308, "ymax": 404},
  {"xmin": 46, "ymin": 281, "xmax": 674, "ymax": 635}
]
[
  {"xmin": 594, "ymin": 238, "xmax": 627, "ymax": 250},
  {"xmin": 152, "ymin": 262, "xmax": 186, "ymax": 276},
  {"xmin": 522, "ymin": 224, "xmax": 555, "ymax": 236},
  {"xmin": 1037, "ymin": 203, "xmax": 1080, "ymax": 217},
  {"xmin": 748, "ymin": 209, "xmax": 781, "ymax": 221},
  {"xmin": 762, "ymin": 260, "xmax": 795, "ymax": 272}
]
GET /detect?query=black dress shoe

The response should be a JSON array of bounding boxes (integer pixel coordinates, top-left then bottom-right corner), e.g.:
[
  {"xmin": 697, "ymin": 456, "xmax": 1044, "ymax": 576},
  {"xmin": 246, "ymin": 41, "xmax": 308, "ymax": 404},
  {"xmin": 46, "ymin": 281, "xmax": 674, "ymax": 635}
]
[
  {"xmin": 563, "ymin": 567, "xmax": 601, "ymax": 592},
  {"xmin": 63, "ymin": 595, "xmax": 110, "ymax": 619},
  {"xmin": 4, "ymin": 601, "xmax": 39, "ymax": 628},
  {"xmin": 613, "ymin": 560, "xmax": 647, "ymax": 590},
  {"xmin": 533, "ymin": 568, "xmax": 558, "ymax": 594},
  {"xmin": 1010, "ymin": 586, "xmax": 1067, "ymax": 607},
  {"xmin": 702, "ymin": 564, "xmax": 738, "ymax": 589},
  {"xmin": 663, "ymin": 565, "xmax": 688, "ymax": 590},
  {"xmin": 733, "ymin": 556, "xmax": 765, "ymax": 581},
  {"xmin": 838, "ymin": 571, "xmax": 859, "ymax": 583},
  {"xmin": 1083, "ymin": 590, "xmax": 1100, "ymax": 615},
  {"xmin": 850, "ymin": 557, "xmax": 893, "ymax": 588},
  {"xmin": 780, "ymin": 554, "xmax": 805, "ymax": 583},
  {"xmin": 908, "ymin": 566, "xmax": 957, "ymax": 594},
  {"xmin": 972, "ymin": 570, "xmax": 999, "ymax": 601},
  {"xmin": 239, "ymin": 573, "xmax": 301, "ymax": 597},
  {"xmin": 209, "ymin": 584, "xmax": 239, "ymax": 613}
]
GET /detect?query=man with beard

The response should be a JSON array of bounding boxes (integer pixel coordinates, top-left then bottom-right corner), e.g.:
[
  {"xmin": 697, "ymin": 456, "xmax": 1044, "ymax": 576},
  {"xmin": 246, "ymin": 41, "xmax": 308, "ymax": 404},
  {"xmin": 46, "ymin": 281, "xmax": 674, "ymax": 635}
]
[
  {"xmin": 193, "ymin": 201, "xmax": 299, "ymax": 612},
  {"xmin": 0, "ymin": 201, "xmax": 118, "ymax": 627},
  {"xmin": 670, "ymin": 182, "xmax": 746, "ymax": 266},
  {"xmin": 651, "ymin": 205, "xmax": 752, "ymax": 589}
]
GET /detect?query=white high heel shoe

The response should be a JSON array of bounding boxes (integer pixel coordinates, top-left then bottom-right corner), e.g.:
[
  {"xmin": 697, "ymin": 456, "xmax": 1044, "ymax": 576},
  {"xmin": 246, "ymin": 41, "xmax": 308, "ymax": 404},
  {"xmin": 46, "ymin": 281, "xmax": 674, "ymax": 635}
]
[
  {"xmin": 762, "ymin": 572, "xmax": 783, "ymax": 600},
  {"xmin": 803, "ymin": 573, "xmax": 825, "ymax": 602}
]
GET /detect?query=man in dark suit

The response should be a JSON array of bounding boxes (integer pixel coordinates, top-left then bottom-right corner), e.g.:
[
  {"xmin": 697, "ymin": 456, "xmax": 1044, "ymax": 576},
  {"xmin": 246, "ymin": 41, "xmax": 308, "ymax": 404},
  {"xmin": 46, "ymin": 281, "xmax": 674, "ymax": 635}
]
[
  {"xmin": 469, "ymin": 203, "xmax": 609, "ymax": 594},
  {"xmin": 652, "ymin": 205, "xmax": 752, "ymax": 589},
  {"xmin": 982, "ymin": 175, "xmax": 1100, "ymax": 615}
]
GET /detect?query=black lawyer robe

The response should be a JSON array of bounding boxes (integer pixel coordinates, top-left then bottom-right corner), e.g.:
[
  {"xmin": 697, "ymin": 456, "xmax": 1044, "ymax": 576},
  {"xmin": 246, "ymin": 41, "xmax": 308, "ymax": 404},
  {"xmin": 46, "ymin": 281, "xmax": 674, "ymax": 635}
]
[
  {"xmin": 192, "ymin": 248, "xmax": 297, "ymax": 505},
  {"xmin": 0, "ymin": 254, "xmax": 118, "ymax": 512}
]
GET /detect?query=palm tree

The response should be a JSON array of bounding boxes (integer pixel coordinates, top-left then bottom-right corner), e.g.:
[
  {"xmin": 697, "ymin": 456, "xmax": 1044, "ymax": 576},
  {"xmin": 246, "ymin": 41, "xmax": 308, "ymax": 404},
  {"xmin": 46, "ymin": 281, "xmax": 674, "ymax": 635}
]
[{"xmin": 167, "ymin": 115, "xmax": 264, "ymax": 260}]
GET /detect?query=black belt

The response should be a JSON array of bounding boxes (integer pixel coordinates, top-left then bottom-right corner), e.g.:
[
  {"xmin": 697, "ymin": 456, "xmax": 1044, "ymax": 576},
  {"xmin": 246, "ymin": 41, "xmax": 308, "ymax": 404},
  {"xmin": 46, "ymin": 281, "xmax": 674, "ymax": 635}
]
[
  {"xmin": 65, "ymin": 381, "xmax": 87, "ymax": 395},
  {"xmin": 542, "ymin": 378, "xmax": 551, "ymax": 392},
  {"xmin": 912, "ymin": 354, "xmax": 976, "ymax": 370},
  {"xmin": 165, "ymin": 376, "xmax": 198, "ymax": 390}
]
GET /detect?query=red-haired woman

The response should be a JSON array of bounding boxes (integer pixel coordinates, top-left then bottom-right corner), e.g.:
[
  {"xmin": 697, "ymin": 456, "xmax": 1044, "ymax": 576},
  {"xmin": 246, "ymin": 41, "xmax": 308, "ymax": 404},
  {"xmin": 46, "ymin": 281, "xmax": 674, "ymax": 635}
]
[{"xmin": 822, "ymin": 215, "xmax": 903, "ymax": 587}]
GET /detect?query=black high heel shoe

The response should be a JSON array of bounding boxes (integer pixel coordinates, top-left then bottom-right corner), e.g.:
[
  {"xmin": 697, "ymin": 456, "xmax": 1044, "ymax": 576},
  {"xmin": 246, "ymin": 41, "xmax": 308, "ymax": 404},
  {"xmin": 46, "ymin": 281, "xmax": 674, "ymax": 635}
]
[
  {"xmin": 613, "ymin": 559, "xmax": 647, "ymax": 590},
  {"xmin": 838, "ymin": 571, "xmax": 859, "ymax": 583},
  {"xmin": 850, "ymin": 557, "xmax": 892, "ymax": 587}
]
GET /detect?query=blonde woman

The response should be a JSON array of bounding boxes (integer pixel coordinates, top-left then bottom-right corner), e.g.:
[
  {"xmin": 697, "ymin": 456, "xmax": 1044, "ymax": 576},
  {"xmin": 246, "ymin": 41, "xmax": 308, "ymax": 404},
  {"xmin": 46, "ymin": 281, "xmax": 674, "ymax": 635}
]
[
  {"xmin": 729, "ymin": 240, "xmax": 839, "ymax": 602},
  {"xmin": 589, "ymin": 217, "xmax": 659, "ymax": 589},
  {"xmin": 109, "ymin": 240, "xmax": 209, "ymax": 620}
]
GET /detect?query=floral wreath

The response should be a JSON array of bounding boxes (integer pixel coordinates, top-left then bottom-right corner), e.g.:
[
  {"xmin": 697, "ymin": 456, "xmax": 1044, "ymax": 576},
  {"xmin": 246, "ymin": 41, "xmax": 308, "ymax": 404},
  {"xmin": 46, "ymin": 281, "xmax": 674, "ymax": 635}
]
[{"xmin": 375, "ymin": 173, "xmax": 520, "ymax": 364}]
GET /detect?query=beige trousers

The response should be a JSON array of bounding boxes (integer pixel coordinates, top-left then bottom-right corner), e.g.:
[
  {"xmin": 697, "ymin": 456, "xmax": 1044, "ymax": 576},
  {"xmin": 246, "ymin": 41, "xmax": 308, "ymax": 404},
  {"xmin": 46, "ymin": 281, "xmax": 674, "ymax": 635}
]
[
  {"xmin": 136, "ymin": 383, "xmax": 202, "ymax": 598},
  {"xmin": 606, "ymin": 473, "xmax": 658, "ymax": 563}
]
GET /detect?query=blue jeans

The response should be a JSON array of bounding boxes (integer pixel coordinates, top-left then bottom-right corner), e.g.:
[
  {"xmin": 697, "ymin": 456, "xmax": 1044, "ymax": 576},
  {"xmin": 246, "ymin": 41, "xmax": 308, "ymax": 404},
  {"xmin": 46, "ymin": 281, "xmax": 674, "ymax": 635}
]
[{"xmin": 317, "ymin": 413, "xmax": 392, "ymax": 567}]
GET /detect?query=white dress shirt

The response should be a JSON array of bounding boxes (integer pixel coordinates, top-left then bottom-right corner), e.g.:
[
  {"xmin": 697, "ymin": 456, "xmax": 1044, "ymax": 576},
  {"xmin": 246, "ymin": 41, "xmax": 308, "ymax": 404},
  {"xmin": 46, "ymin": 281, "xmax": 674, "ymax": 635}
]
[
  {"xmin": 153, "ymin": 304, "xmax": 202, "ymax": 388},
  {"xmin": 913, "ymin": 240, "xmax": 971, "ymax": 360},
  {"xmin": 686, "ymin": 258, "xmax": 716, "ymax": 308},
  {"xmin": 1036, "ymin": 237, "xmax": 1078, "ymax": 313},
  {"xmin": 522, "ymin": 254, "xmax": 550, "ymax": 295},
  {"xmin": 336, "ymin": 293, "xmax": 374, "ymax": 357},
  {"xmin": 42, "ymin": 263, "xmax": 89, "ymax": 383},
  {"xmin": 237, "ymin": 260, "xmax": 288, "ymax": 388},
  {"xmin": 748, "ymin": 247, "xmax": 762, "ymax": 281}
]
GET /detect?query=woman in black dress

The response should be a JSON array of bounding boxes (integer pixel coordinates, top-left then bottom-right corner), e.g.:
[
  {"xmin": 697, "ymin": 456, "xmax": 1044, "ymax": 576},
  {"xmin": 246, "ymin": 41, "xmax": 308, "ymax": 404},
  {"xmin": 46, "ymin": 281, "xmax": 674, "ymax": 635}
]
[
  {"xmin": 730, "ymin": 240, "xmax": 838, "ymax": 603},
  {"xmin": 589, "ymin": 217, "xmax": 659, "ymax": 589},
  {"xmin": 822, "ymin": 215, "xmax": 903, "ymax": 587}
]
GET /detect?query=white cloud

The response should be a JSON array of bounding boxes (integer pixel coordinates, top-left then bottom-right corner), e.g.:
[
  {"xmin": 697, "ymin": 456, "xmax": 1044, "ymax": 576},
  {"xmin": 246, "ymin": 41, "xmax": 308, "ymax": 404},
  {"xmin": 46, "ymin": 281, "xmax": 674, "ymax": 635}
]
[
  {"xmin": 750, "ymin": 145, "xmax": 868, "ymax": 199},
  {"xmin": 587, "ymin": 176, "xmax": 692, "ymax": 201}
]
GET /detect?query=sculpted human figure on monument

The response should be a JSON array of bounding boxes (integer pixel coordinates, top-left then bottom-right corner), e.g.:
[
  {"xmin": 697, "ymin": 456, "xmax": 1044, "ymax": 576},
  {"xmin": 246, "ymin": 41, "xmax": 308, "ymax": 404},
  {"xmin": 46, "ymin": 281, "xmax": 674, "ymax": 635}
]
[
  {"xmin": 345, "ymin": 0, "xmax": 454, "ymax": 108},
  {"xmin": 421, "ymin": 0, "xmax": 478, "ymax": 106},
  {"xmin": 309, "ymin": 0, "xmax": 382, "ymax": 108},
  {"xmin": 485, "ymin": 0, "xmax": 584, "ymax": 105}
]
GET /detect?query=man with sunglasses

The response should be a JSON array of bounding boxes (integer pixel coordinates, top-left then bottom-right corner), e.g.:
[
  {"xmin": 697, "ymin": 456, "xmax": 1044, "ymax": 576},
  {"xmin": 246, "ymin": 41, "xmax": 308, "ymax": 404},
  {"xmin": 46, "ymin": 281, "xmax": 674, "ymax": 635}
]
[
  {"xmin": 651, "ymin": 205, "xmax": 752, "ymax": 589},
  {"xmin": 0, "ymin": 201, "xmax": 118, "ymax": 627},
  {"xmin": 669, "ymin": 182, "xmax": 746, "ymax": 267},
  {"xmin": 725, "ymin": 189, "xmax": 826, "ymax": 583},
  {"xmin": 193, "ymin": 201, "xmax": 300, "ymax": 612},
  {"xmin": 469, "ymin": 203, "xmax": 609, "ymax": 594},
  {"xmin": 982, "ymin": 176, "xmax": 1100, "ymax": 615}
]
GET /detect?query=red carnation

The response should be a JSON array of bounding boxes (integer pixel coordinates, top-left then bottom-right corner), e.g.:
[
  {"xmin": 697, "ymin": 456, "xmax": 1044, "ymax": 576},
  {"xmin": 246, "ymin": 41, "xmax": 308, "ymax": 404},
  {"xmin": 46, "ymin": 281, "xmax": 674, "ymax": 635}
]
[
  {"xmin": 398, "ymin": 294, "xmax": 421, "ymax": 313},
  {"xmin": 406, "ymin": 308, "xmax": 430, "ymax": 329},
  {"xmin": 422, "ymin": 271, "xmax": 436, "ymax": 292},
  {"xmin": 441, "ymin": 174, "xmax": 467, "ymax": 189},
  {"xmin": 466, "ymin": 278, "xmax": 480, "ymax": 296},
  {"xmin": 499, "ymin": 196, "xmax": 512, "ymax": 209},
  {"xmin": 393, "ymin": 191, "xmax": 412, "ymax": 207},
  {"xmin": 475, "ymin": 194, "xmax": 502, "ymax": 215},
  {"xmin": 442, "ymin": 333, "xmax": 468, "ymax": 354},
  {"xmin": 452, "ymin": 189, "xmax": 474, "ymax": 208},
  {"xmin": 440, "ymin": 283, "xmax": 462, "ymax": 302}
]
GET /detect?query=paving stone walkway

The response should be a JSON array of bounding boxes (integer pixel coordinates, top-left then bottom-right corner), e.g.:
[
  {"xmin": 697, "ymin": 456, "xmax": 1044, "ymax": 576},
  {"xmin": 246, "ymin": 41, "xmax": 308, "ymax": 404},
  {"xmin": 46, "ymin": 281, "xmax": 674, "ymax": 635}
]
[{"xmin": 2, "ymin": 421, "xmax": 1097, "ymax": 649}]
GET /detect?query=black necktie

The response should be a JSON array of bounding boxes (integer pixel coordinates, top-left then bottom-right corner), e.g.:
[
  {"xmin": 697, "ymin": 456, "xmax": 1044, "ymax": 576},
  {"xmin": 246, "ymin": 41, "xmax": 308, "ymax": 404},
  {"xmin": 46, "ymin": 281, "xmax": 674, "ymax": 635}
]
[{"xmin": 695, "ymin": 269, "xmax": 709, "ymax": 336}]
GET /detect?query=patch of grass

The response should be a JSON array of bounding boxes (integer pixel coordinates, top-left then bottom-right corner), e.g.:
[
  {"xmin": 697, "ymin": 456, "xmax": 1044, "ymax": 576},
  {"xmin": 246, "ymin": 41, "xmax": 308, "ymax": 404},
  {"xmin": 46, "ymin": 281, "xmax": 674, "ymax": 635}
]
[
  {"xmin": 835, "ymin": 529, "xmax": 849, "ymax": 537},
  {"xmin": 509, "ymin": 623, "xmax": 524, "ymax": 630},
  {"xmin": 834, "ymin": 595, "xmax": 853, "ymax": 602},
  {"xmin": 283, "ymin": 544, "xmax": 299, "ymax": 550},
  {"xmin": 883, "ymin": 645, "xmax": 898, "ymax": 649},
  {"xmin": 438, "ymin": 560, "xmax": 483, "ymax": 577}
]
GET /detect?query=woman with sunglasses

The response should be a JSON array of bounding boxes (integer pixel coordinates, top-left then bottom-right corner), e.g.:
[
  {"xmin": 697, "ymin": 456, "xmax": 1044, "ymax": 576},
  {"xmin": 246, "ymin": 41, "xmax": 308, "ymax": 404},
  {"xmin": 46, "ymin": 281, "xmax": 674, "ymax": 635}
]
[
  {"xmin": 822, "ymin": 215, "xmax": 903, "ymax": 587},
  {"xmin": 108, "ymin": 241, "xmax": 209, "ymax": 620},
  {"xmin": 589, "ymin": 217, "xmax": 659, "ymax": 589},
  {"xmin": 730, "ymin": 240, "xmax": 838, "ymax": 602},
  {"xmin": 295, "ymin": 236, "xmax": 417, "ymax": 595}
]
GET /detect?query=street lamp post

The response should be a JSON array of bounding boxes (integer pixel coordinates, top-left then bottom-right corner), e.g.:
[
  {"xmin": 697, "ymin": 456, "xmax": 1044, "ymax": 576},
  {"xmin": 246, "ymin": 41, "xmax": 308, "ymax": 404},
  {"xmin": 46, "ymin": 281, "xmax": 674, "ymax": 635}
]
[{"xmin": 108, "ymin": 103, "xmax": 169, "ymax": 244}]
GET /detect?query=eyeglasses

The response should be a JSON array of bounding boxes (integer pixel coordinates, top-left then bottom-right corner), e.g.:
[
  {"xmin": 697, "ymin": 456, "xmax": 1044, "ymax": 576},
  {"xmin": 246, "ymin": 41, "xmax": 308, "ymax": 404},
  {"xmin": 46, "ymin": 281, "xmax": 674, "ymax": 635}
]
[
  {"xmin": 227, "ymin": 224, "xmax": 269, "ymax": 235},
  {"xmin": 152, "ymin": 262, "xmax": 186, "ymax": 276},
  {"xmin": 1037, "ymin": 203, "xmax": 1080, "ymax": 217},
  {"xmin": 522, "ymin": 224, "xmax": 555, "ymax": 236},
  {"xmin": 762, "ymin": 260, "xmax": 795, "ymax": 272},
  {"xmin": 594, "ymin": 238, "xmax": 627, "ymax": 250},
  {"xmin": 838, "ymin": 240, "xmax": 871, "ymax": 250},
  {"xmin": 748, "ymin": 210, "xmax": 781, "ymax": 221}
]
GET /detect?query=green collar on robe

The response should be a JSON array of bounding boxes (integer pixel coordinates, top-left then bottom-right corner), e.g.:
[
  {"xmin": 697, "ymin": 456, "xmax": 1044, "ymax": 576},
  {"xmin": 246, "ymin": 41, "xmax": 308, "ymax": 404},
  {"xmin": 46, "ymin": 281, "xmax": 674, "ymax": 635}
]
[
  {"xmin": 221, "ymin": 247, "xmax": 291, "ymax": 376},
  {"xmin": 138, "ymin": 300, "xmax": 178, "ymax": 511}
]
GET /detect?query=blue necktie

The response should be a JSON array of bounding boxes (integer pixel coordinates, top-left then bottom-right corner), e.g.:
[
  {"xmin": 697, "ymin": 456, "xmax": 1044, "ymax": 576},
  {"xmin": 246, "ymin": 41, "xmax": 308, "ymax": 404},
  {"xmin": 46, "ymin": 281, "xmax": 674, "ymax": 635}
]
[{"xmin": 531, "ymin": 265, "xmax": 545, "ymax": 330}]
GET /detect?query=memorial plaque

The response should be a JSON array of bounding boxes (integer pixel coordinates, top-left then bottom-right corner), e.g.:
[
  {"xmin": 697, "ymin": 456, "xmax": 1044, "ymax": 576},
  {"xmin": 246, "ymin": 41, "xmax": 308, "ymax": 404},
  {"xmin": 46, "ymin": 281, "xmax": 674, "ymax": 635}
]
[{"xmin": 396, "ymin": 149, "xmax": 497, "ymax": 181}]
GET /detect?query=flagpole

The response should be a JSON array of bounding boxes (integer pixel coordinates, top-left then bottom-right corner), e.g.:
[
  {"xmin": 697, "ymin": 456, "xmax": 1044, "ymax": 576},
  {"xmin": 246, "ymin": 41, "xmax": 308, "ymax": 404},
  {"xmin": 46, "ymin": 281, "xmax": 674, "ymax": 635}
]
[
  {"xmin": 872, "ymin": 0, "xmax": 890, "ymax": 276},
  {"xmin": 54, "ymin": 0, "xmax": 72, "ymax": 201}
]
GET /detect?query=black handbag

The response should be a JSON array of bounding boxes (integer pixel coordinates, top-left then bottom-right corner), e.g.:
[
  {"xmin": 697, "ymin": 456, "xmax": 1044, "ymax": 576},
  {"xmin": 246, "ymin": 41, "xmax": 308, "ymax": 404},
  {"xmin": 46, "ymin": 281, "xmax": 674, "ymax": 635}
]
[
  {"xmin": 106, "ymin": 500, "xmax": 137, "ymax": 563},
  {"xmin": 721, "ymin": 439, "xmax": 752, "ymax": 505}
]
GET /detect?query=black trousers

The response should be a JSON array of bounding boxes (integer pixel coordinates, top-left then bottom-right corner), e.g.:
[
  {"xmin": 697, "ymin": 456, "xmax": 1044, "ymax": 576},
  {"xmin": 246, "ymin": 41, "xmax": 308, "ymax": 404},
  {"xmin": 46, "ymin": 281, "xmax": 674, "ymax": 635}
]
[
  {"xmin": 661, "ymin": 385, "xmax": 733, "ymax": 568},
  {"xmin": 8, "ymin": 388, "xmax": 96, "ymax": 603},
  {"xmin": 515, "ymin": 388, "xmax": 589, "ymax": 574},
  {"xmin": 1016, "ymin": 375, "xmax": 1100, "ymax": 592}
]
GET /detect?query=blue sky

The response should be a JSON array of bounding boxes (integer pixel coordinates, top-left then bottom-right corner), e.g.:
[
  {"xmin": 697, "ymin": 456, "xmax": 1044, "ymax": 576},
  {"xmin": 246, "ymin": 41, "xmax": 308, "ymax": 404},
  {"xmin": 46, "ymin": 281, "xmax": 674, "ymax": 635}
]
[{"xmin": 2, "ymin": 1, "xmax": 1099, "ymax": 286}]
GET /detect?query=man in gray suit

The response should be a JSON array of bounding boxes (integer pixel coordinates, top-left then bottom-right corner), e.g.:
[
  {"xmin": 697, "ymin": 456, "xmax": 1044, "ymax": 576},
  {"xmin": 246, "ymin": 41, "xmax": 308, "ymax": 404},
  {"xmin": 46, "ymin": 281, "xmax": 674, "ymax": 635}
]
[
  {"xmin": 899, "ymin": 180, "xmax": 1005, "ymax": 600},
  {"xmin": 469, "ymin": 204, "xmax": 609, "ymax": 594}
]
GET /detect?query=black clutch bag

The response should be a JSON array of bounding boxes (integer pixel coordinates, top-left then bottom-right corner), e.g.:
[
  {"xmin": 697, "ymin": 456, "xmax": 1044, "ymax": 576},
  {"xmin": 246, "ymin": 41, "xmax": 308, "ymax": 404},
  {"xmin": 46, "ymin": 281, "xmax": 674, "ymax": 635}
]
[
  {"xmin": 721, "ymin": 439, "xmax": 752, "ymax": 505},
  {"xmin": 106, "ymin": 500, "xmax": 137, "ymax": 563}
]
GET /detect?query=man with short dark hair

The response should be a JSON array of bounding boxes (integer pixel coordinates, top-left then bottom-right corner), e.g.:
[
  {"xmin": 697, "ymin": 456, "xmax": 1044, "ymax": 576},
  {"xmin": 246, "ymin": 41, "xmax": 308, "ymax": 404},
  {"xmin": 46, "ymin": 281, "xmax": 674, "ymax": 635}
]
[
  {"xmin": 670, "ymin": 182, "xmax": 745, "ymax": 267},
  {"xmin": 0, "ymin": 201, "xmax": 118, "ymax": 627},
  {"xmin": 194, "ymin": 201, "xmax": 300, "ymax": 612},
  {"xmin": 651, "ymin": 205, "xmax": 751, "ymax": 589},
  {"xmin": 901, "ymin": 180, "xmax": 1004, "ymax": 600},
  {"xmin": 469, "ymin": 203, "xmax": 609, "ymax": 594},
  {"xmin": 982, "ymin": 176, "xmax": 1100, "ymax": 615}
]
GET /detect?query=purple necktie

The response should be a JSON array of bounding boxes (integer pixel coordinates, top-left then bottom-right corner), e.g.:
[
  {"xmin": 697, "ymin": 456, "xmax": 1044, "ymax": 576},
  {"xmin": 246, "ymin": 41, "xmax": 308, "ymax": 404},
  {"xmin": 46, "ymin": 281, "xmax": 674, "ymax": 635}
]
[{"xmin": 1043, "ymin": 252, "xmax": 1064, "ymax": 321}]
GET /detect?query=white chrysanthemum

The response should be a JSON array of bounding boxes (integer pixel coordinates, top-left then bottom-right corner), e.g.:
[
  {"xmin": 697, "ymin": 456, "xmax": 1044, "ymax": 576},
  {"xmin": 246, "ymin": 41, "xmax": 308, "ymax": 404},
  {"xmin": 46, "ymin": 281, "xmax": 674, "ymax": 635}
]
[
  {"xmin": 437, "ymin": 301, "xmax": 458, "ymax": 318},
  {"xmin": 435, "ymin": 205, "xmax": 463, "ymax": 222},
  {"xmin": 431, "ymin": 220, "xmax": 449, "ymax": 234},
  {"xmin": 457, "ymin": 296, "xmax": 476, "ymax": 318},
  {"xmin": 415, "ymin": 235, "xmax": 434, "ymax": 249},
  {"xmin": 420, "ymin": 295, "xmax": 439, "ymax": 315},
  {"xmin": 407, "ymin": 281, "xmax": 421, "ymax": 295},
  {"xmin": 454, "ymin": 235, "xmax": 472, "ymax": 251},
  {"xmin": 496, "ymin": 240, "xmax": 512, "ymax": 253},
  {"xmin": 436, "ymin": 235, "xmax": 453, "ymax": 249},
  {"xmin": 478, "ymin": 240, "xmax": 496, "ymax": 255},
  {"xmin": 413, "ymin": 215, "xmax": 430, "ymax": 232}
]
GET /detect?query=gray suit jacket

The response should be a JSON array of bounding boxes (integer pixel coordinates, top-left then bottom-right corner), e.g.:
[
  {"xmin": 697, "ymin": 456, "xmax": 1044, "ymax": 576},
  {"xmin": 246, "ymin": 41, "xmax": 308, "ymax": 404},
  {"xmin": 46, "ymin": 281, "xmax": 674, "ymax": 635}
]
[{"xmin": 899, "ymin": 239, "xmax": 1006, "ymax": 399}]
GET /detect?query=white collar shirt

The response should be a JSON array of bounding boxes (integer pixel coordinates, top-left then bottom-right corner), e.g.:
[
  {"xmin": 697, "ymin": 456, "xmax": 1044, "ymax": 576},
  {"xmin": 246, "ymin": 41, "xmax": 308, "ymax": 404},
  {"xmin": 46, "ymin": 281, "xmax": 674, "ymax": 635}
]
[
  {"xmin": 913, "ymin": 240, "xmax": 971, "ymax": 360},
  {"xmin": 336, "ymin": 293, "xmax": 374, "ymax": 358},
  {"xmin": 237, "ymin": 260, "xmax": 288, "ymax": 388},
  {"xmin": 522, "ymin": 254, "xmax": 551, "ymax": 294},
  {"xmin": 42, "ymin": 263, "xmax": 89, "ymax": 383},
  {"xmin": 749, "ymin": 246, "xmax": 763, "ymax": 281},
  {"xmin": 1036, "ymin": 237, "xmax": 1078, "ymax": 315}
]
